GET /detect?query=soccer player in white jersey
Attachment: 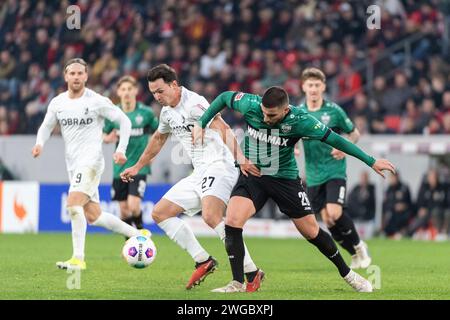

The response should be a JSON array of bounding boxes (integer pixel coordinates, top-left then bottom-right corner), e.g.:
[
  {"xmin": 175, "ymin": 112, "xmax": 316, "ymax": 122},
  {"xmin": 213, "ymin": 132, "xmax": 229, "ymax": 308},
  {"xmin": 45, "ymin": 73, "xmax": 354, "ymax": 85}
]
[
  {"xmin": 32, "ymin": 58, "xmax": 149, "ymax": 270},
  {"xmin": 121, "ymin": 64, "xmax": 262, "ymax": 290}
]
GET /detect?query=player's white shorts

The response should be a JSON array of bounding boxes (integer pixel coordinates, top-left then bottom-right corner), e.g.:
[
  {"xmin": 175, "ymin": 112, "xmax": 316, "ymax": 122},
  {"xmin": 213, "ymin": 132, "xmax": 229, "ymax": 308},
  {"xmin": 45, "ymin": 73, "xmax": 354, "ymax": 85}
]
[
  {"xmin": 163, "ymin": 161, "xmax": 239, "ymax": 216},
  {"xmin": 68, "ymin": 166, "xmax": 102, "ymax": 203}
]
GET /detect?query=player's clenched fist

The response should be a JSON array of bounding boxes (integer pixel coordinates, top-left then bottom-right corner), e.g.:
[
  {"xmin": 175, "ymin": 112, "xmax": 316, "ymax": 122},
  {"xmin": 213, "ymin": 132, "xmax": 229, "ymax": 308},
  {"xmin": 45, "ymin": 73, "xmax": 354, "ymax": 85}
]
[
  {"xmin": 120, "ymin": 166, "xmax": 138, "ymax": 183},
  {"xmin": 113, "ymin": 152, "xmax": 127, "ymax": 165},
  {"xmin": 31, "ymin": 144, "xmax": 42, "ymax": 158}
]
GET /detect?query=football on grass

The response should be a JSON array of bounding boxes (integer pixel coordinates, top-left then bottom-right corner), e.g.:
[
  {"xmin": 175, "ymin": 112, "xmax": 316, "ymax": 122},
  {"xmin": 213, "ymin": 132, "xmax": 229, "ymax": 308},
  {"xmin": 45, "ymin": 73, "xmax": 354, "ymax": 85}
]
[{"xmin": 122, "ymin": 235, "xmax": 157, "ymax": 268}]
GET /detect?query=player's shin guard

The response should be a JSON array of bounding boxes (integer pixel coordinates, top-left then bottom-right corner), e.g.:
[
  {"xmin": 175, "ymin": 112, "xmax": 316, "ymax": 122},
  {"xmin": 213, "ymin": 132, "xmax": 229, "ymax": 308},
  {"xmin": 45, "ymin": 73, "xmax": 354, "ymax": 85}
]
[
  {"xmin": 329, "ymin": 225, "xmax": 356, "ymax": 255},
  {"xmin": 335, "ymin": 213, "xmax": 361, "ymax": 247},
  {"xmin": 215, "ymin": 221, "xmax": 257, "ymax": 275},
  {"xmin": 308, "ymin": 228, "xmax": 351, "ymax": 277},
  {"xmin": 158, "ymin": 217, "xmax": 209, "ymax": 263},
  {"xmin": 224, "ymin": 224, "xmax": 245, "ymax": 284},
  {"xmin": 68, "ymin": 206, "xmax": 87, "ymax": 261},
  {"xmin": 92, "ymin": 212, "xmax": 139, "ymax": 238}
]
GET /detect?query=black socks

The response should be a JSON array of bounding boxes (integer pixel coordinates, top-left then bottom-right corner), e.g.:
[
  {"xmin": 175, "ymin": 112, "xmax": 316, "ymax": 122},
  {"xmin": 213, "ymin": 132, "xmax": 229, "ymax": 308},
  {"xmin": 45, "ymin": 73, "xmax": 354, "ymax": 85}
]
[
  {"xmin": 224, "ymin": 224, "xmax": 245, "ymax": 283},
  {"xmin": 334, "ymin": 213, "xmax": 360, "ymax": 250},
  {"xmin": 308, "ymin": 228, "xmax": 351, "ymax": 277},
  {"xmin": 329, "ymin": 224, "xmax": 356, "ymax": 255}
]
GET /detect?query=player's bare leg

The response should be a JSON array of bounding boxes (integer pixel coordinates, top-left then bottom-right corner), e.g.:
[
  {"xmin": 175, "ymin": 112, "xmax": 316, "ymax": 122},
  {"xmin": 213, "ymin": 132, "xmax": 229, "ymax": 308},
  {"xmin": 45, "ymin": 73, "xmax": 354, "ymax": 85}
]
[
  {"xmin": 212, "ymin": 196, "xmax": 258, "ymax": 293},
  {"xmin": 292, "ymin": 214, "xmax": 372, "ymax": 292},
  {"xmin": 202, "ymin": 196, "xmax": 260, "ymax": 290},
  {"xmin": 128, "ymin": 195, "xmax": 143, "ymax": 229},
  {"xmin": 324, "ymin": 204, "xmax": 371, "ymax": 269},
  {"xmin": 152, "ymin": 198, "xmax": 213, "ymax": 289}
]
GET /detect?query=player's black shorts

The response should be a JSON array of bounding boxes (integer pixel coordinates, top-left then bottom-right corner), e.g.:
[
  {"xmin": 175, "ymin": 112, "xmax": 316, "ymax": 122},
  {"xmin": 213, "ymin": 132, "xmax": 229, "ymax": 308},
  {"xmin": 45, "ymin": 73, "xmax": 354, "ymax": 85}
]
[
  {"xmin": 111, "ymin": 174, "xmax": 147, "ymax": 201},
  {"xmin": 230, "ymin": 173, "xmax": 313, "ymax": 219},
  {"xmin": 306, "ymin": 179, "xmax": 346, "ymax": 213}
]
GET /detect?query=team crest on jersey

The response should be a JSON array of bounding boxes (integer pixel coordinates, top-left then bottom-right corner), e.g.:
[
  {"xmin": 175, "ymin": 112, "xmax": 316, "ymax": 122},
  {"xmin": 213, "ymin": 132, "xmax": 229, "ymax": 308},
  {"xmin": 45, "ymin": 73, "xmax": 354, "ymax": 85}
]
[
  {"xmin": 135, "ymin": 114, "xmax": 143, "ymax": 125},
  {"xmin": 321, "ymin": 113, "xmax": 330, "ymax": 125},
  {"xmin": 281, "ymin": 124, "xmax": 292, "ymax": 133},
  {"xmin": 234, "ymin": 92, "xmax": 244, "ymax": 101}
]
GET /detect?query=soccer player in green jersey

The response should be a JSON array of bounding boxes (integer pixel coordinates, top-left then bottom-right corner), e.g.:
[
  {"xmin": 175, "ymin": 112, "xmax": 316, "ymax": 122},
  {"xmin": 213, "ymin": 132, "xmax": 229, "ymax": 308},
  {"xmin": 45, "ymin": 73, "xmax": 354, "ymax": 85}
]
[
  {"xmin": 194, "ymin": 87, "xmax": 395, "ymax": 293},
  {"xmin": 103, "ymin": 76, "xmax": 159, "ymax": 230},
  {"xmin": 299, "ymin": 67, "xmax": 371, "ymax": 269}
]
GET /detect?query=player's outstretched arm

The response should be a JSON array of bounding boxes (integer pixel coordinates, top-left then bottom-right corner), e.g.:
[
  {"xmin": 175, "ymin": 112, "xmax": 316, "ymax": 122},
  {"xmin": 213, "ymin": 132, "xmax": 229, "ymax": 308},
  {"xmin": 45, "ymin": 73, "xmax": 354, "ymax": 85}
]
[
  {"xmin": 323, "ymin": 130, "xmax": 396, "ymax": 178},
  {"xmin": 209, "ymin": 115, "xmax": 261, "ymax": 177},
  {"xmin": 120, "ymin": 131, "xmax": 169, "ymax": 182},
  {"xmin": 32, "ymin": 102, "xmax": 58, "ymax": 158},
  {"xmin": 330, "ymin": 128, "xmax": 360, "ymax": 160}
]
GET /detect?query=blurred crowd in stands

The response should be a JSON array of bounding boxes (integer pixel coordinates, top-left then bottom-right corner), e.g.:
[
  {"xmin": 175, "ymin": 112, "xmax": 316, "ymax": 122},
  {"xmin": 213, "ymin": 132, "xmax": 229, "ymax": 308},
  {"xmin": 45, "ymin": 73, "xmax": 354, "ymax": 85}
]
[
  {"xmin": 0, "ymin": 0, "xmax": 450, "ymax": 135},
  {"xmin": 346, "ymin": 168, "xmax": 450, "ymax": 240},
  {"xmin": 258, "ymin": 165, "xmax": 450, "ymax": 240}
]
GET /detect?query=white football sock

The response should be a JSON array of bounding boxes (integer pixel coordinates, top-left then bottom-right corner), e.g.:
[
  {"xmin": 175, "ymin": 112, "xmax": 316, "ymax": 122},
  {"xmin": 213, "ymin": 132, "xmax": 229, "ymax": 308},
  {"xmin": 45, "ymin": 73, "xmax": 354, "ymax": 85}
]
[
  {"xmin": 92, "ymin": 211, "xmax": 139, "ymax": 238},
  {"xmin": 158, "ymin": 217, "xmax": 209, "ymax": 263},
  {"xmin": 214, "ymin": 220, "xmax": 257, "ymax": 273},
  {"xmin": 68, "ymin": 206, "xmax": 87, "ymax": 261}
]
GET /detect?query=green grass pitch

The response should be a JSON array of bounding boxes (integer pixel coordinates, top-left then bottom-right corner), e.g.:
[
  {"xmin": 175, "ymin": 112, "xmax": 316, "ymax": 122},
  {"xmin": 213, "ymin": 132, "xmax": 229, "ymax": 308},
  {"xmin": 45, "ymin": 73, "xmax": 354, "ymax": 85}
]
[{"xmin": 0, "ymin": 234, "xmax": 449, "ymax": 300}]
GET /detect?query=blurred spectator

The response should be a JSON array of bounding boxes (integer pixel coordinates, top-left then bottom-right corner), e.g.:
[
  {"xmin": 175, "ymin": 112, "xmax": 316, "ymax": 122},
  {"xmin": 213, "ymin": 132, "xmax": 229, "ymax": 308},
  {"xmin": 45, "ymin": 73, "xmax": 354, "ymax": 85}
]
[
  {"xmin": 347, "ymin": 171, "xmax": 376, "ymax": 221},
  {"xmin": 400, "ymin": 99, "xmax": 421, "ymax": 134},
  {"xmin": 406, "ymin": 169, "xmax": 448, "ymax": 238},
  {"xmin": 0, "ymin": 50, "xmax": 15, "ymax": 79},
  {"xmin": 261, "ymin": 62, "xmax": 287, "ymax": 88},
  {"xmin": 382, "ymin": 173, "xmax": 412, "ymax": 238},
  {"xmin": 200, "ymin": 45, "xmax": 226, "ymax": 79},
  {"xmin": 337, "ymin": 62, "xmax": 362, "ymax": 103},
  {"xmin": 382, "ymin": 72, "xmax": 412, "ymax": 116},
  {"xmin": 24, "ymin": 81, "xmax": 54, "ymax": 133},
  {"xmin": 0, "ymin": 50, "xmax": 18, "ymax": 97}
]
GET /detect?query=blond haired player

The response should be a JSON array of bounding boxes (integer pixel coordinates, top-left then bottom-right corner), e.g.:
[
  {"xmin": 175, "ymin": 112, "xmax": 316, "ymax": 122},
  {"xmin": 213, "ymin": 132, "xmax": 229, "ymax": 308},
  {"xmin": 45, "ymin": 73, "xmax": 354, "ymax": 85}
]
[{"xmin": 32, "ymin": 58, "xmax": 148, "ymax": 270}]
